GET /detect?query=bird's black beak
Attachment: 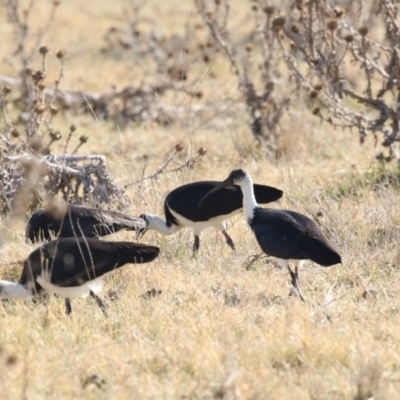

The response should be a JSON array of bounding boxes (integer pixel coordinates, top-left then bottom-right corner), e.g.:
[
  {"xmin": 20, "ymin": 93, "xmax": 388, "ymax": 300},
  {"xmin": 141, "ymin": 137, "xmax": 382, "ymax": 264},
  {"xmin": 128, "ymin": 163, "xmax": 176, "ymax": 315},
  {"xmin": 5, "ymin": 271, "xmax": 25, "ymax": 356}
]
[
  {"xmin": 197, "ymin": 177, "xmax": 234, "ymax": 208},
  {"xmin": 136, "ymin": 215, "xmax": 149, "ymax": 240}
]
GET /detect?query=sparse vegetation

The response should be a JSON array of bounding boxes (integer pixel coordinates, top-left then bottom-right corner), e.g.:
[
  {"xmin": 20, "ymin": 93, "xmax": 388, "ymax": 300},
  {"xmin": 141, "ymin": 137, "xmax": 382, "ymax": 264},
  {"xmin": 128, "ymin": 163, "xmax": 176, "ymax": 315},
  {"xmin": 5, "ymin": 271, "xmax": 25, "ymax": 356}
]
[{"xmin": 1, "ymin": 0, "xmax": 400, "ymax": 399}]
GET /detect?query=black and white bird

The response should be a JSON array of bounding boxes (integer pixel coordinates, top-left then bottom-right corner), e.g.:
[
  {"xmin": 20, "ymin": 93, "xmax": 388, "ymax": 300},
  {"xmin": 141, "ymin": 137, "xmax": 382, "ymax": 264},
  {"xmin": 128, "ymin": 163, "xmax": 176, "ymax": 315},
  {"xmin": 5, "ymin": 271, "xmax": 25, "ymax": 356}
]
[
  {"xmin": 198, "ymin": 169, "xmax": 341, "ymax": 301},
  {"xmin": 0, "ymin": 237, "xmax": 159, "ymax": 314},
  {"xmin": 140, "ymin": 180, "xmax": 283, "ymax": 256},
  {"xmin": 26, "ymin": 203, "xmax": 146, "ymax": 243}
]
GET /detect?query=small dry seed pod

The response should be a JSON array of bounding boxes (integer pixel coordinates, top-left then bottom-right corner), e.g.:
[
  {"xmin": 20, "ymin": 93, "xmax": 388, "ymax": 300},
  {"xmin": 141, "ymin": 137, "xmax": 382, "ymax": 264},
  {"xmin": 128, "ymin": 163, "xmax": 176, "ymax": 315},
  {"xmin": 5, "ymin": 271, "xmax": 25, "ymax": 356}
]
[
  {"xmin": 49, "ymin": 105, "xmax": 59, "ymax": 115},
  {"xmin": 56, "ymin": 49, "xmax": 66, "ymax": 59},
  {"xmin": 263, "ymin": 6, "xmax": 274, "ymax": 15},
  {"xmin": 198, "ymin": 147, "xmax": 207, "ymax": 156},
  {"xmin": 252, "ymin": 5, "xmax": 258, "ymax": 12},
  {"xmin": 175, "ymin": 143, "xmax": 184, "ymax": 152},
  {"xmin": 272, "ymin": 16, "xmax": 285, "ymax": 32},
  {"xmin": 344, "ymin": 33, "xmax": 354, "ymax": 43},
  {"xmin": 333, "ymin": 7, "xmax": 344, "ymax": 17},
  {"xmin": 195, "ymin": 91, "xmax": 203, "ymax": 99},
  {"xmin": 3, "ymin": 86, "xmax": 11, "ymax": 95},
  {"xmin": 312, "ymin": 107, "xmax": 320, "ymax": 115},
  {"xmin": 34, "ymin": 104, "xmax": 45, "ymax": 114},
  {"xmin": 309, "ymin": 90, "xmax": 318, "ymax": 99},
  {"xmin": 50, "ymin": 130, "xmax": 62, "ymax": 141},
  {"xmin": 291, "ymin": 24, "xmax": 299, "ymax": 34},
  {"xmin": 32, "ymin": 70, "xmax": 44, "ymax": 82},
  {"xmin": 39, "ymin": 45, "xmax": 50, "ymax": 55},
  {"xmin": 37, "ymin": 80, "xmax": 46, "ymax": 91},
  {"xmin": 70, "ymin": 124, "xmax": 77, "ymax": 132},
  {"xmin": 245, "ymin": 43, "xmax": 253, "ymax": 52},
  {"xmin": 11, "ymin": 128, "xmax": 20, "ymax": 137},
  {"xmin": 313, "ymin": 82, "xmax": 323, "ymax": 91},
  {"xmin": 327, "ymin": 18, "xmax": 338, "ymax": 31},
  {"xmin": 79, "ymin": 135, "xmax": 88, "ymax": 143},
  {"xmin": 358, "ymin": 26, "xmax": 368, "ymax": 36}
]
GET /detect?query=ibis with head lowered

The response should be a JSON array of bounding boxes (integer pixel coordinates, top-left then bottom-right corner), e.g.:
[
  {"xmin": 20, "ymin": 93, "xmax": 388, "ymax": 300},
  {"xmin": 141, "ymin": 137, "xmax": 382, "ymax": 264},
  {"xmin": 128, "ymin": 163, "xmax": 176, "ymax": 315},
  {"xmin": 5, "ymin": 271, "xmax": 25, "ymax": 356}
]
[
  {"xmin": 198, "ymin": 169, "xmax": 341, "ymax": 301},
  {"xmin": 140, "ymin": 180, "xmax": 283, "ymax": 256},
  {"xmin": 26, "ymin": 203, "xmax": 146, "ymax": 243},
  {"xmin": 0, "ymin": 237, "xmax": 159, "ymax": 315}
]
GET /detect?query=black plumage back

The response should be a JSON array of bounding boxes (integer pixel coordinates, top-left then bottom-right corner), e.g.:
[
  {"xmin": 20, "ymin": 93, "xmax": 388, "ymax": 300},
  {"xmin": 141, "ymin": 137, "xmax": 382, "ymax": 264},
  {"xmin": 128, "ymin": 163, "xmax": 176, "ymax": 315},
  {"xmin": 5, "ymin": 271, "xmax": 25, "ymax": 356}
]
[
  {"xmin": 252, "ymin": 208, "xmax": 341, "ymax": 266},
  {"xmin": 26, "ymin": 204, "xmax": 146, "ymax": 242},
  {"xmin": 165, "ymin": 181, "xmax": 282, "ymax": 223},
  {"xmin": 20, "ymin": 238, "xmax": 160, "ymax": 288}
]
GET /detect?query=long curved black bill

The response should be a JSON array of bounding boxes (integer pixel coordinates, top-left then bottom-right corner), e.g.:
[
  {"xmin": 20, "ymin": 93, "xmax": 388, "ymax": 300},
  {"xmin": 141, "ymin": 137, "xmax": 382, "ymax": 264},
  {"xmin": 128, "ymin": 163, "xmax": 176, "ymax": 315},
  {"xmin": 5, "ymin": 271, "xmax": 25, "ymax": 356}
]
[{"xmin": 197, "ymin": 177, "xmax": 233, "ymax": 208}]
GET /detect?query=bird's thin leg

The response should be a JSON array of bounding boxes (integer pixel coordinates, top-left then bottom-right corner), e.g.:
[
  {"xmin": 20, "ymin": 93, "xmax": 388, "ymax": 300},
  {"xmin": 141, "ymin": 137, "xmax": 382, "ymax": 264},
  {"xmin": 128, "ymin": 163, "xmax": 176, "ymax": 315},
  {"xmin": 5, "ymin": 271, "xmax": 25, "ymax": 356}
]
[
  {"xmin": 222, "ymin": 230, "xmax": 236, "ymax": 252},
  {"xmin": 287, "ymin": 261, "xmax": 305, "ymax": 302},
  {"xmin": 90, "ymin": 291, "xmax": 108, "ymax": 316},
  {"xmin": 192, "ymin": 235, "xmax": 200, "ymax": 258},
  {"xmin": 65, "ymin": 298, "xmax": 72, "ymax": 315}
]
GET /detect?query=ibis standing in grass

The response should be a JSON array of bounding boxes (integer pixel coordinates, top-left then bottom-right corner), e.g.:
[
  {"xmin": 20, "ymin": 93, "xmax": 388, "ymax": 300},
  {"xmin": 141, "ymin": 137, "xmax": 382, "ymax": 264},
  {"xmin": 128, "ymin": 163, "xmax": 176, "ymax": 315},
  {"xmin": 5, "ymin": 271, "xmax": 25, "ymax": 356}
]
[
  {"xmin": 0, "ymin": 238, "xmax": 159, "ymax": 315},
  {"xmin": 140, "ymin": 180, "xmax": 283, "ymax": 256},
  {"xmin": 198, "ymin": 169, "xmax": 341, "ymax": 301},
  {"xmin": 26, "ymin": 203, "xmax": 147, "ymax": 243}
]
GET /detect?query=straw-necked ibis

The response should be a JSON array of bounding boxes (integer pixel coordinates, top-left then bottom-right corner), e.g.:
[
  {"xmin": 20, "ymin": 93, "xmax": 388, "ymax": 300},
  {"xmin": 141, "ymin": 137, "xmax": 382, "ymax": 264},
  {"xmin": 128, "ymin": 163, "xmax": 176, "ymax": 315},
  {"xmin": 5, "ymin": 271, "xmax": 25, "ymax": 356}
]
[
  {"xmin": 140, "ymin": 180, "xmax": 283, "ymax": 256},
  {"xmin": 0, "ymin": 237, "xmax": 159, "ymax": 314},
  {"xmin": 26, "ymin": 203, "xmax": 146, "ymax": 242},
  {"xmin": 198, "ymin": 169, "xmax": 341, "ymax": 300}
]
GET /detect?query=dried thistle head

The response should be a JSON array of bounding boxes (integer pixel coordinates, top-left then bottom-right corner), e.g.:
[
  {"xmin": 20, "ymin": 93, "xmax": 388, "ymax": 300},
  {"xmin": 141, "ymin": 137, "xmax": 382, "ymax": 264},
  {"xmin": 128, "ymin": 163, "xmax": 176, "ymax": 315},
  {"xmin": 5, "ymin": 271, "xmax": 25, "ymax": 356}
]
[
  {"xmin": 313, "ymin": 82, "xmax": 323, "ymax": 91},
  {"xmin": 327, "ymin": 19, "xmax": 338, "ymax": 31},
  {"xmin": 32, "ymin": 70, "xmax": 44, "ymax": 82},
  {"xmin": 49, "ymin": 105, "xmax": 59, "ymax": 115},
  {"xmin": 312, "ymin": 107, "xmax": 320, "ymax": 115},
  {"xmin": 37, "ymin": 80, "xmax": 46, "ymax": 91},
  {"xmin": 344, "ymin": 33, "xmax": 354, "ymax": 43},
  {"xmin": 291, "ymin": 24, "xmax": 299, "ymax": 34},
  {"xmin": 245, "ymin": 43, "xmax": 253, "ymax": 52},
  {"xmin": 3, "ymin": 86, "xmax": 11, "ymax": 95},
  {"xmin": 56, "ymin": 49, "xmax": 66, "ymax": 59},
  {"xmin": 49, "ymin": 130, "xmax": 62, "ymax": 141},
  {"xmin": 175, "ymin": 143, "xmax": 184, "ymax": 152},
  {"xmin": 34, "ymin": 104, "xmax": 45, "ymax": 114},
  {"xmin": 198, "ymin": 147, "xmax": 207, "ymax": 156},
  {"xmin": 263, "ymin": 6, "xmax": 274, "ymax": 16},
  {"xmin": 70, "ymin": 124, "xmax": 77, "ymax": 132},
  {"xmin": 39, "ymin": 45, "xmax": 50, "ymax": 55},
  {"xmin": 333, "ymin": 7, "xmax": 344, "ymax": 17},
  {"xmin": 272, "ymin": 16, "xmax": 285, "ymax": 32},
  {"xmin": 358, "ymin": 26, "xmax": 368, "ymax": 36},
  {"xmin": 79, "ymin": 135, "xmax": 88, "ymax": 143},
  {"xmin": 11, "ymin": 128, "xmax": 20, "ymax": 138},
  {"xmin": 309, "ymin": 90, "xmax": 318, "ymax": 99}
]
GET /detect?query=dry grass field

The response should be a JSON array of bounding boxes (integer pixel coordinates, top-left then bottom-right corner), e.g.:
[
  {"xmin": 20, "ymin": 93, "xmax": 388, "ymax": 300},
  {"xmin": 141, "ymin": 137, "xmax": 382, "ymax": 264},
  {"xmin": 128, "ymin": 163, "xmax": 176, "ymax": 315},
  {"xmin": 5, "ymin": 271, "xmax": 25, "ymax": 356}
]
[{"xmin": 1, "ymin": 1, "xmax": 400, "ymax": 399}]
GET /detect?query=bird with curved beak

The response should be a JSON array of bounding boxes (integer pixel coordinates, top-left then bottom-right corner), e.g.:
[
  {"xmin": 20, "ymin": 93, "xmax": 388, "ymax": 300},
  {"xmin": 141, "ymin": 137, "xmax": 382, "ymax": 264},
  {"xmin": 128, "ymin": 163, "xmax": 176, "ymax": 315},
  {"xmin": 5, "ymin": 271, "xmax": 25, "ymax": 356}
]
[
  {"xmin": 198, "ymin": 169, "xmax": 341, "ymax": 301},
  {"xmin": 139, "ymin": 180, "xmax": 283, "ymax": 257}
]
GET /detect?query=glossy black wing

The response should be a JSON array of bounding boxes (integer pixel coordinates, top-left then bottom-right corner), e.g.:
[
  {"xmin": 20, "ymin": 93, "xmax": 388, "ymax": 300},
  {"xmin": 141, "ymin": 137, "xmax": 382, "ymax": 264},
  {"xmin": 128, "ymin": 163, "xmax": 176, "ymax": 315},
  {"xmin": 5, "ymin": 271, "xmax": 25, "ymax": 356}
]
[
  {"xmin": 165, "ymin": 181, "xmax": 283, "ymax": 223},
  {"xmin": 253, "ymin": 184, "xmax": 283, "ymax": 204},
  {"xmin": 23, "ymin": 238, "xmax": 159, "ymax": 288},
  {"xmin": 252, "ymin": 208, "xmax": 341, "ymax": 266},
  {"xmin": 26, "ymin": 205, "xmax": 146, "ymax": 242},
  {"xmin": 165, "ymin": 181, "xmax": 243, "ymax": 222}
]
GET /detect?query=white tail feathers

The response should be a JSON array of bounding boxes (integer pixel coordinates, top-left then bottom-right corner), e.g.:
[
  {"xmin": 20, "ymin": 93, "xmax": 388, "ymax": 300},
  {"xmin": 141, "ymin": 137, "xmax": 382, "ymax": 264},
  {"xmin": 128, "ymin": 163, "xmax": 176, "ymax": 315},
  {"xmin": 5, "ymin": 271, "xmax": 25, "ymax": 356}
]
[{"xmin": 0, "ymin": 280, "xmax": 32, "ymax": 299}]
